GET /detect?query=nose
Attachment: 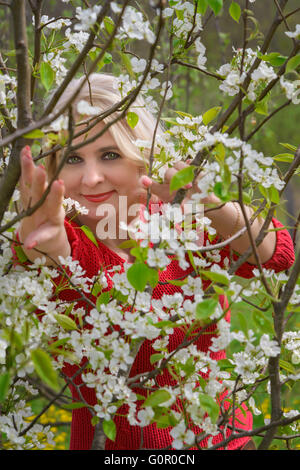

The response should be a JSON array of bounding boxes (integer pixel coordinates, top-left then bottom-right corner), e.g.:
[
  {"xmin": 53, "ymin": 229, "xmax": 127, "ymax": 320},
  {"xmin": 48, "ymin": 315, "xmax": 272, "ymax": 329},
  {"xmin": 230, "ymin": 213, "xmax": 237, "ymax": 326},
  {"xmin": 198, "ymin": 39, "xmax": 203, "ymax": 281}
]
[{"xmin": 81, "ymin": 162, "xmax": 105, "ymax": 188}]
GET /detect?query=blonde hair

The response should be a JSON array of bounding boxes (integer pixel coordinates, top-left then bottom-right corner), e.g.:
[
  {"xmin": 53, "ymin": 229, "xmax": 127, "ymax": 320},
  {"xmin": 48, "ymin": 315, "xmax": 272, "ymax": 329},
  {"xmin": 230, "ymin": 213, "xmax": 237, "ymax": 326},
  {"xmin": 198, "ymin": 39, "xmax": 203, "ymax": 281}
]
[{"xmin": 45, "ymin": 73, "xmax": 163, "ymax": 178}]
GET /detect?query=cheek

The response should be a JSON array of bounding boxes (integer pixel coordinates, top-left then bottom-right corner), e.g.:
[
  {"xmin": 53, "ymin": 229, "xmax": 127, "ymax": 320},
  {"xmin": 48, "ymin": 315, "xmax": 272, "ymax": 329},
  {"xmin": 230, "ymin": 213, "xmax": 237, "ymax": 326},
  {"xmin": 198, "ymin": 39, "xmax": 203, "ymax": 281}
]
[
  {"xmin": 111, "ymin": 166, "xmax": 140, "ymax": 188},
  {"xmin": 59, "ymin": 171, "xmax": 76, "ymax": 196}
]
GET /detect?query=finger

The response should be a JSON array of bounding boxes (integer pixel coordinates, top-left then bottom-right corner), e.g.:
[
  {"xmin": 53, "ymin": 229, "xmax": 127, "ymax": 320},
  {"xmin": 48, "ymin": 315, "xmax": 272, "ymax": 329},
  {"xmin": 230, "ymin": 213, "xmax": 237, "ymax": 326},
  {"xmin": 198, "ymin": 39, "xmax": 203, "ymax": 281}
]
[
  {"xmin": 20, "ymin": 146, "xmax": 36, "ymax": 184},
  {"xmin": 46, "ymin": 179, "xmax": 65, "ymax": 220},
  {"xmin": 20, "ymin": 147, "xmax": 35, "ymax": 204},
  {"xmin": 31, "ymin": 164, "xmax": 47, "ymax": 206},
  {"xmin": 173, "ymin": 161, "xmax": 188, "ymax": 171},
  {"xmin": 23, "ymin": 221, "xmax": 61, "ymax": 251}
]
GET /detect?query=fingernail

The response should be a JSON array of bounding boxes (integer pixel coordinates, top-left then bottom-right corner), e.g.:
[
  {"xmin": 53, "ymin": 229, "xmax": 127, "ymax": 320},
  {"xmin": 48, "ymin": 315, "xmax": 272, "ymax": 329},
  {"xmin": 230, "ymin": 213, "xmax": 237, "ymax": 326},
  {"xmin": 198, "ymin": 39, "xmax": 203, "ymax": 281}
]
[
  {"xmin": 141, "ymin": 176, "xmax": 152, "ymax": 187},
  {"xmin": 23, "ymin": 148, "xmax": 31, "ymax": 159},
  {"xmin": 27, "ymin": 241, "xmax": 37, "ymax": 250}
]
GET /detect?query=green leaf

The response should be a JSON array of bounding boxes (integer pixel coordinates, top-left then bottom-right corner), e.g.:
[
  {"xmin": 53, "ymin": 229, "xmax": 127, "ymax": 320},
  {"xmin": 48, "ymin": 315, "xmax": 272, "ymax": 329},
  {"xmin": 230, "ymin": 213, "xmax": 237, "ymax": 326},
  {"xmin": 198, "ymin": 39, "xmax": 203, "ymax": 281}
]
[
  {"xmin": 169, "ymin": 166, "xmax": 195, "ymax": 192},
  {"xmin": 80, "ymin": 225, "xmax": 98, "ymax": 247},
  {"xmin": 207, "ymin": 0, "xmax": 223, "ymax": 15},
  {"xmin": 150, "ymin": 353, "xmax": 164, "ymax": 365},
  {"xmin": 286, "ymin": 54, "xmax": 300, "ymax": 73},
  {"xmin": 260, "ymin": 52, "xmax": 287, "ymax": 67},
  {"xmin": 202, "ymin": 106, "xmax": 222, "ymax": 125},
  {"xmin": 213, "ymin": 181, "xmax": 229, "ymax": 201},
  {"xmin": 144, "ymin": 389, "xmax": 172, "ymax": 408},
  {"xmin": 272, "ymin": 153, "xmax": 294, "ymax": 162},
  {"xmin": 49, "ymin": 337, "xmax": 71, "ymax": 351},
  {"xmin": 269, "ymin": 186, "xmax": 280, "ymax": 204},
  {"xmin": 0, "ymin": 372, "xmax": 11, "ymax": 403},
  {"xmin": 197, "ymin": 0, "xmax": 208, "ymax": 15},
  {"xmin": 14, "ymin": 245, "xmax": 28, "ymax": 263},
  {"xmin": 279, "ymin": 359, "xmax": 295, "ymax": 375},
  {"xmin": 23, "ymin": 129, "xmax": 45, "ymax": 139},
  {"xmin": 199, "ymin": 393, "xmax": 219, "ymax": 423},
  {"xmin": 31, "ymin": 349, "xmax": 60, "ymax": 391},
  {"xmin": 127, "ymin": 262, "xmax": 153, "ymax": 291},
  {"xmin": 229, "ymin": 2, "xmax": 241, "ymax": 22},
  {"xmin": 54, "ymin": 313, "xmax": 78, "ymax": 331},
  {"xmin": 127, "ymin": 112, "xmax": 139, "ymax": 129},
  {"xmin": 96, "ymin": 291, "xmax": 111, "ymax": 310},
  {"xmin": 196, "ymin": 298, "xmax": 219, "ymax": 320},
  {"xmin": 103, "ymin": 419, "xmax": 116, "ymax": 441},
  {"xmin": 103, "ymin": 16, "xmax": 115, "ymax": 35},
  {"xmin": 40, "ymin": 62, "xmax": 55, "ymax": 91},
  {"xmin": 279, "ymin": 142, "xmax": 297, "ymax": 152},
  {"xmin": 255, "ymin": 95, "xmax": 269, "ymax": 116},
  {"xmin": 200, "ymin": 270, "xmax": 229, "ymax": 286}
]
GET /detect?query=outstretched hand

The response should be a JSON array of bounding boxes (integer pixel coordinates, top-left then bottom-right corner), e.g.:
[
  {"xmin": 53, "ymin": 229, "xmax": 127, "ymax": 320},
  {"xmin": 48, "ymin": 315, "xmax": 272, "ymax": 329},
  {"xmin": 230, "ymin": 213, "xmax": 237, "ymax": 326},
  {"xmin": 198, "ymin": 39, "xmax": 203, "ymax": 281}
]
[
  {"xmin": 18, "ymin": 146, "xmax": 70, "ymax": 262},
  {"xmin": 138, "ymin": 161, "xmax": 219, "ymax": 207}
]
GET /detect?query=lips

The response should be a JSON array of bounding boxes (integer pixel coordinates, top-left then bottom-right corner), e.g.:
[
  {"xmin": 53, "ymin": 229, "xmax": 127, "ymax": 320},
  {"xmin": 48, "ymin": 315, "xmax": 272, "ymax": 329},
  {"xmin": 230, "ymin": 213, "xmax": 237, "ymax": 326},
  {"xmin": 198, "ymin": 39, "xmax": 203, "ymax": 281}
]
[{"xmin": 82, "ymin": 190, "xmax": 116, "ymax": 203}]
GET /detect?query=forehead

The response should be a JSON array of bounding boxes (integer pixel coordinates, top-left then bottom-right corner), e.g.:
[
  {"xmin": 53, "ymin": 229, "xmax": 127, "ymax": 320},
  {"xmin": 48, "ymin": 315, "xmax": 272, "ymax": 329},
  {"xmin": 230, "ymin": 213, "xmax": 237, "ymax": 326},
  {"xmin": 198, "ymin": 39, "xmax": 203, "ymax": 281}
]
[{"xmin": 72, "ymin": 120, "xmax": 118, "ymax": 150}]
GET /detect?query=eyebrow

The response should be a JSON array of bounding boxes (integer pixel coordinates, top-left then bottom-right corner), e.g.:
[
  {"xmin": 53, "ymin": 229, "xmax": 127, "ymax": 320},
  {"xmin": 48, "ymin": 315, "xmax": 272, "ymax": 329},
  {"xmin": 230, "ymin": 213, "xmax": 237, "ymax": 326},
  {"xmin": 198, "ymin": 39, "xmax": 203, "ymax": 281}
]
[{"xmin": 97, "ymin": 146, "xmax": 120, "ymax": 153}]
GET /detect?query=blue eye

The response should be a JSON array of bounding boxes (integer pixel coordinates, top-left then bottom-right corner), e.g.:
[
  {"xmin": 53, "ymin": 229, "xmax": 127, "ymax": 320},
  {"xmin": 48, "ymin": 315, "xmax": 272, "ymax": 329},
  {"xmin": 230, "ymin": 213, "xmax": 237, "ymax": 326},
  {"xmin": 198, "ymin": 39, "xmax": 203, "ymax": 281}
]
[
  {"xmin": 66, "ymin": 154, "xmax": 82, "ymax": 164},
  {"xmin": 102, "ymin": 151, "xmax": 121, "ymax": 161}
]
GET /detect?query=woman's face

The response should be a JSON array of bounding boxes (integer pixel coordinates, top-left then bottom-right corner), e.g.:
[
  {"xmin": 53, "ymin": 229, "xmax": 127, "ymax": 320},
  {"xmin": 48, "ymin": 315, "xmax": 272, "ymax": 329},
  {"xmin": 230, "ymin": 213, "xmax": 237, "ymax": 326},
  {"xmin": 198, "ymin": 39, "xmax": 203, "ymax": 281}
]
[{"xmin": 59, "ymin": 121, "xmax": 144, "ymax": 235}]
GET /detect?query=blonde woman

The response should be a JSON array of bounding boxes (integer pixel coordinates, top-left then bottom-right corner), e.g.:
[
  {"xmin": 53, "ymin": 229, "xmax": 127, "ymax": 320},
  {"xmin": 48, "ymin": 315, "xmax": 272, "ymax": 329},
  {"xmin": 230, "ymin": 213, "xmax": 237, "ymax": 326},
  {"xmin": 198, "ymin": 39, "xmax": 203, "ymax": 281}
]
[{"xmin": 17, "ymin": 73, "xmax": 294, "ymax": 450}]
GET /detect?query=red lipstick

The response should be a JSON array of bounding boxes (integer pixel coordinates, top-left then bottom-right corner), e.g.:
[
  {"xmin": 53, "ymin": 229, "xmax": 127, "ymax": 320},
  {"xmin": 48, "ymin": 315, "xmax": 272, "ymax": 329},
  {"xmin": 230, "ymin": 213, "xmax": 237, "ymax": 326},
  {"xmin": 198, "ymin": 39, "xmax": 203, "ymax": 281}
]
[{"xmin": 82, "ymin": 190, "xmax": 116, "ymax": 203}]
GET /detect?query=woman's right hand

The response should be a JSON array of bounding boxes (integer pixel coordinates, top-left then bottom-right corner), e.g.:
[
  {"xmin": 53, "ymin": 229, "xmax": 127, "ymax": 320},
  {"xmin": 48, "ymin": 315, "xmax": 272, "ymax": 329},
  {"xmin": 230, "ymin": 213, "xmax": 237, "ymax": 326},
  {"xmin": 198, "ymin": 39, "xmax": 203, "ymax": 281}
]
[{"xmin": 18, "ymin": 146, "xmax": 70, "ymax": 264}]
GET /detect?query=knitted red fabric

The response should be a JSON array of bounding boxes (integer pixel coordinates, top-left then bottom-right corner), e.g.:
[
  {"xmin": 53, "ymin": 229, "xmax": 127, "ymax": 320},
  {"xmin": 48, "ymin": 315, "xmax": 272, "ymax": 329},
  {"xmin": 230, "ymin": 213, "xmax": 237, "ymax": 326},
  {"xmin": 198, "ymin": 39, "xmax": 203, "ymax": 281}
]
[{"xmin": 54, "ymin": 216, "xmax": 294, "ymax": 450}]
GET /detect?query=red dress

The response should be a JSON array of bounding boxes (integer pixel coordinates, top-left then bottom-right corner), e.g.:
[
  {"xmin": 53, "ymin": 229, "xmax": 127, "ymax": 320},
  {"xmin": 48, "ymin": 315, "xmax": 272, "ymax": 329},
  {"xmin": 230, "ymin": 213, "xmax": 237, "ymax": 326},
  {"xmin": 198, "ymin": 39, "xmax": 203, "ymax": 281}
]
[{"xmin": 52, "ymin": 216, "xmax": 294, "ymax": 450}]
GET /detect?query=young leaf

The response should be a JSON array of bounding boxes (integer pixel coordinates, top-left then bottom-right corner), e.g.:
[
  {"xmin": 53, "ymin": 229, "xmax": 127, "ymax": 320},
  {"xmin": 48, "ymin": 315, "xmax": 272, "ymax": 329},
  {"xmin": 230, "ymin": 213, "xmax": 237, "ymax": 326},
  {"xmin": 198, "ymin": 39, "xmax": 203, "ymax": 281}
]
[
  {"xmin": 127, "ymin": 112, "xmax": 139, "ymax": 129},
  {"xmin": 31, "ymin": 349, "xmax": 60, "ymax": 391},
  {"xmin": 96, "ymin": 291, "xmax": 111, "ymax": 309},
  {"xmin": 150, "ymin": 353, "xmax": 164, "ymax": 365},
  {"xmin": 0, "ymin": 372, "xmax": 11, "ymax": 403},
  {"xmin": 127, "ymin": 262, "xmax": 149, "ymax": 291},
  {"xmin": 80, "ymin": 225, "xmax": 98, "ymax": 247},
  {"xmin": 103, "ymin": 419, "xmax": 117, "ymax": 442},
  {"xmin": 272, "ymin": 153, "xmax": 294, "ymax": 162},
  {"xmin": 229, "ymin": 2, "xmax": 241, "ymax": 22},
  {"xmin": 285, "ymin": 54, "xmax": 300, "ymax": 73},
  {"xmin": 199, "ymin": 393, "xmax": 219, "ymax": 423},
  {"xmin": 144, "ymin": 389, "xmax": 172, "ymax": 408},
  {"xmin": 40, "ymin": 62, "xmax": 55, "ymax": 91},
  {"xmin": 202, "ymin": 106, "xmax": 222, "ymax": 125},
  {"xmin": 196, "ymin": 298, "xmax": 219, "ymax": 320},
  {"xmin": 207, "ymin": 0, "xmax": 223, "ymax": 15},
  {"xmin": 14, "ymin": 245, "xmax": 28, "ymax": 264},
  {"xmin": 197, "ymin": 0, "xmax": 208, "ymax": 15},
  {"xmin": 260, "ymin": 52, "xmax": 287, "ymax": 67},
  {"xmin": 200, "ymin": 270, "xmax": 229, "ymax": 286},
  {"xmin": 23, "ymin": 129, "xmax": 45, "ymax": 139},
  {"xmin": 54, "ymin": 313, "xmax": 78, "ymax": 331},
  {"xmin": 169, "ymin": 166, "xmax": 195, "ymax": 192}
]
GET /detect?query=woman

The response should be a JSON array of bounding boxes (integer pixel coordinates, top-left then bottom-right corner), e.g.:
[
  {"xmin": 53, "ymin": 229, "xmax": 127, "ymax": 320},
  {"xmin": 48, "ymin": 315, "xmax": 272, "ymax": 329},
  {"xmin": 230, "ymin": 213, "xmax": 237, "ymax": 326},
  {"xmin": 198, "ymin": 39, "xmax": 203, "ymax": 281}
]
[{"xmin": 17, "ymin": 73, "xmax": 294, "ymax": 450}]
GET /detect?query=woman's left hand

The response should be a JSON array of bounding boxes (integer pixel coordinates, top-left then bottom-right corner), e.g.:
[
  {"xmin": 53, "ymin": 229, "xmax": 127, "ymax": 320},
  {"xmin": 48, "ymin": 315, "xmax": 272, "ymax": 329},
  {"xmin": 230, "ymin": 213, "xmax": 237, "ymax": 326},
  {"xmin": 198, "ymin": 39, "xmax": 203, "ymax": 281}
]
[{"xmin": 139, "ymin": 161, "xmax": 220, "ymax": 207}]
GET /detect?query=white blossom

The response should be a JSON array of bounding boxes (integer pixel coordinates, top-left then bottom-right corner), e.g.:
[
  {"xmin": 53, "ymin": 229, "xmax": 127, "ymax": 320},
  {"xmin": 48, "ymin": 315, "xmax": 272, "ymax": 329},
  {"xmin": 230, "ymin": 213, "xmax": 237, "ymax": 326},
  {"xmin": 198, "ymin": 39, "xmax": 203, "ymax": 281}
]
[
  {"xmin": 74, "ymin": 5, "xmax": 102, "ymax": 32},
  {"xmin": 137, "ymin": 407, "xmax": 154, "ymax": 426},
  {"xmin": 77, "ymin": 100, "xmax": 101, "ymax": 116},
  {"xmin": 285, "ymin": 24, "xmax": 300, "ymax": 39},
  {"xmin": 259, "ymin": 334, "xmax": 281, "ymax": 357},
  {"xmin": 170, "ymin": 421, "xmax": 195, "ymax": 449}
]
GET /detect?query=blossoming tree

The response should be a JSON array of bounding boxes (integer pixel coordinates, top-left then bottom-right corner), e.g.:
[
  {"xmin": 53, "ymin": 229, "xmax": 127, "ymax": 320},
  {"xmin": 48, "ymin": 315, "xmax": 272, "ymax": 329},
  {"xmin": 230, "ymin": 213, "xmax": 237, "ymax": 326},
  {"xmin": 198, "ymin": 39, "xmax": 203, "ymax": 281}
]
[{"xmin": 0, "ymin": 0, "xmax": 299, "ymax": 450}]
